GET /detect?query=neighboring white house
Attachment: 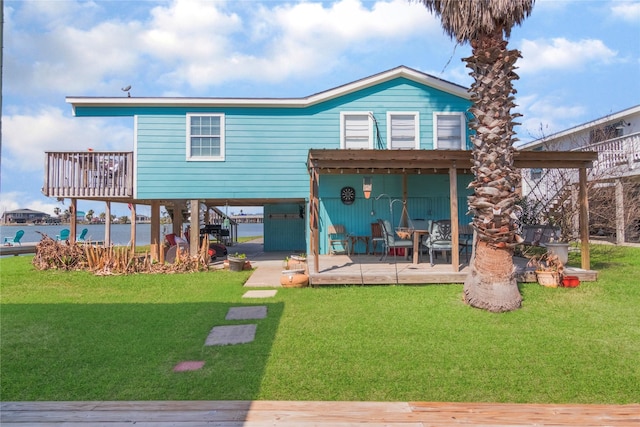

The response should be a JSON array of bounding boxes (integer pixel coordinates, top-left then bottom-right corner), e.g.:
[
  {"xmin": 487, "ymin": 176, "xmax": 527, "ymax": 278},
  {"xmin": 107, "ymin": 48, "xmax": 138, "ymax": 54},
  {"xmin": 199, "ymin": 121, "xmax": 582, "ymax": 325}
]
[{"xmin": 518, "ymin": 105, "xmax": 640, "ymax": 244}]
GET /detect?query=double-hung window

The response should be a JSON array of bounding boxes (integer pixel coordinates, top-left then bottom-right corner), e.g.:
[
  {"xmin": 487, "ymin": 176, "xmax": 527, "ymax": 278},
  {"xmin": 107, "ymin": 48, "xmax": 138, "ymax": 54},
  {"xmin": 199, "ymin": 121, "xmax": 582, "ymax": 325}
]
[
  {"xmin": 434, "ymin": 112, "xmax": 466, "ymax": 149},
  {"xmin": 387, "ymin": 112, "xmax": 419, "ymax": 149},
  {"xmin": 340, "ymin": 112, "xmax": 373, "ymax": 149},
  {"xmin": 187, "ymin": 113, "xmax": 225, "ymax": 161}
]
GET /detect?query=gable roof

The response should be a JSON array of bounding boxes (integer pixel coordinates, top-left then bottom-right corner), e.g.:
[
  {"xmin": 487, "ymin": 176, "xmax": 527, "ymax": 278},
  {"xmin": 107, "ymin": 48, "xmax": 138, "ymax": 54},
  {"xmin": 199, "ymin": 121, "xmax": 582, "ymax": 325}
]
[
  {"xmin": 66, "ymin": 66, "xmax": 469, "ymax": 114},
  {"xmin": 518, "ymin": 104, "xmax": 640, "ymax": 150}
]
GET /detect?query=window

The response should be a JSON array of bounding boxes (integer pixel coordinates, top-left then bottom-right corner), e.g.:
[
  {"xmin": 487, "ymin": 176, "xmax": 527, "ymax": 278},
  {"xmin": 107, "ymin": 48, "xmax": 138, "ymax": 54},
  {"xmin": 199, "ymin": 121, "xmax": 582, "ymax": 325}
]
[
  {"xmin": 589, "ymin": 122, "xmax": 624, "ymax": 144},
  {"xmin": 387, "ymin": 112, "xmax": 419, "ymax": 149},
  {"xmin": 434, "ymin": 112, "xmax": 466, "ymax": 149},
  {"xmin": 341, "ymin": 112, "xmax": 373, "ymax": 149},
  {"xmin": 530, "ymin": 168, "xmax": 543, "ymax": 180},
  {"xmin": 187, "ymin": 113, "xmax": 225, "ymax": 160}
]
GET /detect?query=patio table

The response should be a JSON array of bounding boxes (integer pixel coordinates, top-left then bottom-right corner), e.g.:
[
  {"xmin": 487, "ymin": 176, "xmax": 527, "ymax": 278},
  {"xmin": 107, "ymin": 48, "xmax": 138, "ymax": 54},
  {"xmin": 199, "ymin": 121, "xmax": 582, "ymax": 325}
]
[
  {"xmin": 412, "ymin": 229, "xmax": 429, "ymax": 264},
  {"xmin": 349, "ymin": 235, "xmax": 370, "ymax": 255}
]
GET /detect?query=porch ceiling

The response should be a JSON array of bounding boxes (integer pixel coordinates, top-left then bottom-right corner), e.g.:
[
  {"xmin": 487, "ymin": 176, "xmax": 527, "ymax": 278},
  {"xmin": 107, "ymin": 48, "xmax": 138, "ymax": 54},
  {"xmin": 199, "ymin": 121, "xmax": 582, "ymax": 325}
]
[{"xmin": 306, "ymin": 149, "xmax": 598, "ymax": 174}]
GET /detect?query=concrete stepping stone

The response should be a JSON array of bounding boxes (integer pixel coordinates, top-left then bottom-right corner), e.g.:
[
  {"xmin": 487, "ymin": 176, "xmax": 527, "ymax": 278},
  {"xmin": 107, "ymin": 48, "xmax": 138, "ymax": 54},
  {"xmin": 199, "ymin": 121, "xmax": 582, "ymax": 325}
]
[
  {"xmin": 225, "ymin": 306, "xmax": 267, "ymax": 320},
  {"xmin": 243, "ymin": 290, "xmax": 277, "ymax": 298},
  {"xmin": 173, "ymin": 361, "xmax": 205, "ymax": 372},
  {"xmin": 205, "ymin": 324, "xmax": 256, "ymax": 346}
]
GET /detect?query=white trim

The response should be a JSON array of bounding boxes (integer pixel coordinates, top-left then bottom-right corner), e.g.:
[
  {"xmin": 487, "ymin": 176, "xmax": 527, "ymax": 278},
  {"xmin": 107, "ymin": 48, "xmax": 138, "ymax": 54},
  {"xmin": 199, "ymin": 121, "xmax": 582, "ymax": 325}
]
[
  {"xmin": 433, "ymin": 112, "xmax": 466, "ymax": 149},
  {"xmin": 186, "ymin": 113, "xmax": 225, "ymax": 161},
  {"xmin": 67, "ymin": 66, "xmax": 470, "ymax": 112},
  {"xmin": 386, "ymin": 111, "xmax": 420, "ymax": 149},
  {"xmin": 518, "ymin": 104, "xmax": 640, "ymax": 150},
  {"xmin": 133, "ymin": 115, "xmax": 138, "ymax": 199},
  {"xmin": 340, "ymin": 112, "xmax": 374, "ymax": 149}
]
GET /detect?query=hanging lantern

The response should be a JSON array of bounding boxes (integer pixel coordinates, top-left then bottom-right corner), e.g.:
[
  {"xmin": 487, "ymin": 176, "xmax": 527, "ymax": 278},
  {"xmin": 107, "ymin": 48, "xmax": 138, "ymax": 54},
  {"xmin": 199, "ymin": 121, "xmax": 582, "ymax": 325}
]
[{"xmin": 363, "ymin": 176, "xmax": 372, "ymax": 199}]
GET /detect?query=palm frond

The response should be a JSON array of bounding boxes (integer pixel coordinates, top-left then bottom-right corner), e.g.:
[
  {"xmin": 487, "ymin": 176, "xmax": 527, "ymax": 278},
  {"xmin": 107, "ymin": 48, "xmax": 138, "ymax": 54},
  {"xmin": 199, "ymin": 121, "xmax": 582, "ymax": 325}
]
[{"xmin": 416, "ymin": 0, "xmax": 535, "ymax": 42}]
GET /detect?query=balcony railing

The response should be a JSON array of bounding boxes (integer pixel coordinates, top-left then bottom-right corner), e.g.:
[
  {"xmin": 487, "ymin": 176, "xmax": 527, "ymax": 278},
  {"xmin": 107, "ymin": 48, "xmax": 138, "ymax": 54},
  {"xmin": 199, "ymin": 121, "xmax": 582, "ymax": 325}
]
[
  {"xmin": 43, "ymin": 151, "xmax": 133, "ymax": 199},
  {"xmin": 580, "ymin": 132, "xmax": 640, "ymax": 177}
]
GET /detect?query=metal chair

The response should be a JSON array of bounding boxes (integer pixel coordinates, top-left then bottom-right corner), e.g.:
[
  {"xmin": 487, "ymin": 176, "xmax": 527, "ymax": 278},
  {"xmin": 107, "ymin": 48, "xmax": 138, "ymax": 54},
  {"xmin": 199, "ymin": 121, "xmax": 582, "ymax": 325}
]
[
  {"xmin": 378, "ymin": 219, "xmax": 412, "ymax": 261},
  {"xmin": 328, "ymin": 224, "xmax": 350, "ymax": 255},
  {"xmin": 423, "ymin": 219, "xmax": 453, "ymax": 266},
  {"xmin": 459, "ymin": 224, "xmax": 474, "ymax": 262}
]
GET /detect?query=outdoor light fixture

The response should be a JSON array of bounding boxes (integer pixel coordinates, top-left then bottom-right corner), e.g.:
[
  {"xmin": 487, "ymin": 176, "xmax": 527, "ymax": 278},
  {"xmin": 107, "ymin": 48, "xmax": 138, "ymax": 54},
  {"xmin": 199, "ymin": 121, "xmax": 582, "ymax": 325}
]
[{"xmin": 363, "ymin": 176, "xmax": 372, "ymax": 199}]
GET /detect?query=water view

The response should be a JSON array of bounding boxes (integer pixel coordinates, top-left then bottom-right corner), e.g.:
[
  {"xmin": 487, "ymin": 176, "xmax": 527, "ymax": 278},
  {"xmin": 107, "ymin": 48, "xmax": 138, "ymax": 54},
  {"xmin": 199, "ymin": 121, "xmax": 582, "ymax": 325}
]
[{"xmin": 1, "ymin": 222, "xmax": 263, "ymax": 246}]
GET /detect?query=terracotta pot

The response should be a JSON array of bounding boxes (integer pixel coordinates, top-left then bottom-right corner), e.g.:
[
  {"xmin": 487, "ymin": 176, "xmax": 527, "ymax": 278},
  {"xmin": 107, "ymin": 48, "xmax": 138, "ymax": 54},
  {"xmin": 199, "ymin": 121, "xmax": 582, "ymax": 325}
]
[
  {"xmin": 536, "ymin": 270, "xmax": 559, "ymax": 288},
  {"xmin": 280, "ymin": 269, "xmax": 308, "ymax": 287}
]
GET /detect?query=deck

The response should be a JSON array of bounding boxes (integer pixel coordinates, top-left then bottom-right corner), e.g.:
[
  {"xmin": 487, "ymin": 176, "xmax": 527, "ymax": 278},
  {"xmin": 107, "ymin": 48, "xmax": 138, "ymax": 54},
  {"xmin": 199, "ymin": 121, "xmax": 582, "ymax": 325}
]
[
  {"xmin": 2, "ymin": 400, "xmax": 637, "ymax": 426},
  {"xmin": 233, "ymin": 240, "xmax": 597, "ymax": 286},
  {"xmin": 305, "ymin": 253, "xmax": 597, "ymax": 285}
]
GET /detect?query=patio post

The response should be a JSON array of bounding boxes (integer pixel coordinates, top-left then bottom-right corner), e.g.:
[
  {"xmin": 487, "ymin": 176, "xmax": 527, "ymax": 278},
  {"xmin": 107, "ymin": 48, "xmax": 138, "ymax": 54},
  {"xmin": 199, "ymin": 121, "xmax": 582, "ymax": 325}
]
[
  {"xmin": 449, "ymin": 166, "xmax": 460, "ymax": 272},
  {"xmin": 579, "ymin": 167, "xmax": 590, "ymax": 270},
  {"xmin": 150, "ymin": 201, "xmax": 160, "ymax": 261}
]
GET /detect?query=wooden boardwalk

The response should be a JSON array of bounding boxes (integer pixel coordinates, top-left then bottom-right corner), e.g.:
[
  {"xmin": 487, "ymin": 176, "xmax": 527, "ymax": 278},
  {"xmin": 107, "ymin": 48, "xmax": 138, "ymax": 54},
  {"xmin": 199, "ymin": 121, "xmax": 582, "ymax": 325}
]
[{"xmin": 2, "ymin": 401, "xmax": 638, "ymax": 426}]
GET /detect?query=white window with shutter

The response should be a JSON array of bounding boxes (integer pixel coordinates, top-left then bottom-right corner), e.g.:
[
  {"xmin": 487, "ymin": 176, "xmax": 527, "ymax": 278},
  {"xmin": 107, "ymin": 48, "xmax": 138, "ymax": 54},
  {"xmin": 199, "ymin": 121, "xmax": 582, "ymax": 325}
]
[
  {"xmin": 340, "ymin": 112, "xmax": 373, "ymax": 149},
  {"xmin": 434, "ymin": 112, "xmax": 466, "ymax": 149},
  {"xmin": 387, "ymin": 112, "xmax": 419, "ymax": 149}
]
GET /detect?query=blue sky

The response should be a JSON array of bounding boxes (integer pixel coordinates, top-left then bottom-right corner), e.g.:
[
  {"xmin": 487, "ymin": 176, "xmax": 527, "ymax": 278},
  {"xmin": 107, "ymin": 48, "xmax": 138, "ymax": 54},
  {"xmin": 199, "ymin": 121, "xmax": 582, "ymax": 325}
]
[{"xmin": 1, "ymin": 0, "xmax": 639, "ymax": 218}]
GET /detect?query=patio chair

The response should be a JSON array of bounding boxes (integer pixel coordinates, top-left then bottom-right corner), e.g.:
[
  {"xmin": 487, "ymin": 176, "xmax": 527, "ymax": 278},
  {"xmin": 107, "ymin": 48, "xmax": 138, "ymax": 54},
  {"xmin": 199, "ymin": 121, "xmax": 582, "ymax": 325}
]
[
  {"xmin": 4, "ymin": 229, "xmax": 24, "ymax": 246},
  {"xmin": 77, "ymin": 228, "xmax": 89, "ymax": 242},
  {"xmin": 328, "ymin": 224, "xmax": 350, "ymax": 255},
  {"xmin": 370, "ymin": 222, "xmax": 385, "ymax": 255},
  {"xmin": 378, "ymin": 219, "xmax": 412, "ymax": 261},
  {"xmin": 423, "ymin": 219, "xmax": 453, "ymax": 266},
  {"xmin": 56, "ymin": 229, "xmax": 70, "ymax": 241},
  {"xmin": 459, "ymin": 223, "xmax": 474, "ymax": 262}
]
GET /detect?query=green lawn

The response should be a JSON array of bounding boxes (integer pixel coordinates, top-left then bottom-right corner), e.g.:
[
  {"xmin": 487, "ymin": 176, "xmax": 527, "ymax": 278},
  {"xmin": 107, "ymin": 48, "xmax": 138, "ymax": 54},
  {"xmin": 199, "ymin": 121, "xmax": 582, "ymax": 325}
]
[{"xmin": 1, "ymin": 244, "xmax": 639, "ymax": 403}]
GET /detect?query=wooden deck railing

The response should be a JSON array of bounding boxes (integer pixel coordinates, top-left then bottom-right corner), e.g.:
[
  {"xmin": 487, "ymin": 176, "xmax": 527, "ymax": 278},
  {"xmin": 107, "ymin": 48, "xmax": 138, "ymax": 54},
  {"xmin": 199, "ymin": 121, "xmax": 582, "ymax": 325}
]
[{"xmin": 43, "ymin": 151, "xmax": 133, "ymax": 199}]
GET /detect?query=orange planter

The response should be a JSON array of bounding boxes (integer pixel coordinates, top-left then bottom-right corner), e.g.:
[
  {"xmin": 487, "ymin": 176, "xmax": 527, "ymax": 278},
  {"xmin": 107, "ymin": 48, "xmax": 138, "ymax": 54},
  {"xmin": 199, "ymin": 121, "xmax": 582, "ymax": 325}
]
[
  {"xmin": 280, "ymin": 270, "xmax": 308, "ymax": 287},
  {"xmin": 562, "ymin": 276, "xmax": 580, "ymax": 287}
]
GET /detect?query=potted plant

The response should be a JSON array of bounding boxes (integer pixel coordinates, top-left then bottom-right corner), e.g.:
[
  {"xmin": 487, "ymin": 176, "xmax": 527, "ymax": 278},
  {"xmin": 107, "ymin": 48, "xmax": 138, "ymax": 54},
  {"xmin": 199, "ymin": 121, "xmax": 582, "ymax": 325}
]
[
  {"xmin": 286, "ymin": 253, "xmax": 307, "ymax": 270},
  {"xmin": 227, "ymin": 252, "xmax": 247, "ymax": 272},
  {"xmin": 527, "ymin": 252, "xmax": 564, "ymax": 287},
  {"xmin": 544, "ymin": 211, "xmax": 573, "ymax": 264}
]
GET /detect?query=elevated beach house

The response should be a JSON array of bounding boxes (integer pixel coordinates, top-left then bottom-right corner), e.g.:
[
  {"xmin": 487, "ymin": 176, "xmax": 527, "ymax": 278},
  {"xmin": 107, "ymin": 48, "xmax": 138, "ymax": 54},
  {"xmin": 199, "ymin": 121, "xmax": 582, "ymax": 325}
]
[
  {"xmin": 49, "ymin": 65, "xmax": 596, "ymax": 278},
  {"xmin": 519, "ymin": 105, "xmax": 640, "ymax": 244}
]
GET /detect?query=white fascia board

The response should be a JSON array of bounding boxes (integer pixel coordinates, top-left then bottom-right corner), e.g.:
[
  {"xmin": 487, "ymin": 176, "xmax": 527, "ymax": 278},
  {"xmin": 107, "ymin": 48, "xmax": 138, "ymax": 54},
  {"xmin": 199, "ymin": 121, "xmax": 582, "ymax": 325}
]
[
  {"xmin": 66, "ymin": 66, "xmax": 470, "ymax": 113},
  {"xmin": 518, "ymin": 104, "xmax": 640, "ymax": 150}
]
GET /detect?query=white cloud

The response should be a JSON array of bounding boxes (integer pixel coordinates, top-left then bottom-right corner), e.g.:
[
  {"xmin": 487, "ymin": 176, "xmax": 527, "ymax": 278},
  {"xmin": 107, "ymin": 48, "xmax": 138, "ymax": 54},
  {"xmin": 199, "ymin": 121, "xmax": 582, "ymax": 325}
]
[
  {"xmin": 611, "ymin": 1, "xmax": 640, "ymax": 22},
  {"xmin": 518, "ymin": 38, "xmax": 617, "ymax": 74},
  {"xmin": 4, "ymin": 0, "xmax": 438, "ymax": 95},
  {"xmin": 516, "ymin": 95, "xmax": 587, "ymax": 142},
  {"xmin": 2, "ymin": 107, "xmax": 132, "ymax": 172},
  {"xmin": 138, "ymin": 0, "xmax": 438, "ymax": 89}
]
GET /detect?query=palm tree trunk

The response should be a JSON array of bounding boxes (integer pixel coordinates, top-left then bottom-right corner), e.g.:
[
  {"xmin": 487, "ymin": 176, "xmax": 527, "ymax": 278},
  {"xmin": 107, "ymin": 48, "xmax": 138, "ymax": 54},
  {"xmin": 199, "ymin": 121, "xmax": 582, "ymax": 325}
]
[{"xmin": 463, "ymin": 31, "xmax": 523, "ymax": 312}]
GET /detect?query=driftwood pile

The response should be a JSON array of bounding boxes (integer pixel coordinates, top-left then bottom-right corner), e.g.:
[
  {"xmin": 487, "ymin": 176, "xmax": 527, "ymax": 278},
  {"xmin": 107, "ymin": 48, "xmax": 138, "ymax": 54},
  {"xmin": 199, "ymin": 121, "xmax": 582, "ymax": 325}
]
[{"xmin": 32, "ymin": 233, "xmax": 210, "ymax": 275}]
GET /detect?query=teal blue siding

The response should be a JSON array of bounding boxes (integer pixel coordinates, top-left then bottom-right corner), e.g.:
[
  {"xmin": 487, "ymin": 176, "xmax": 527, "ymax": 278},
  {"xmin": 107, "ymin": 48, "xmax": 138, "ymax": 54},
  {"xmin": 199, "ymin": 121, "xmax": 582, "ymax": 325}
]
[
  {"xmin": 263, "ymin": 203, "xmax": 306, "ymax": 252},
  {"xmin": 316, "ymin": 174, "xmax": 473, "ymax": 254},
  {"xmin": 71, "ymin": 71, "xmax": 476, "ymax": 255},
  {"xmin": 73, "ymin": 78, "xmax": 470, "ymax": 200}
]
